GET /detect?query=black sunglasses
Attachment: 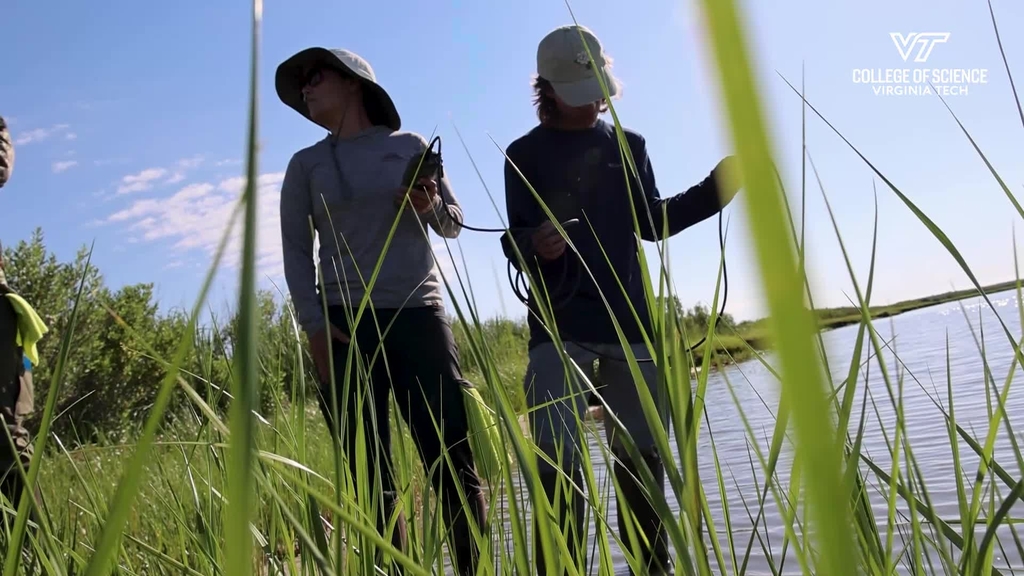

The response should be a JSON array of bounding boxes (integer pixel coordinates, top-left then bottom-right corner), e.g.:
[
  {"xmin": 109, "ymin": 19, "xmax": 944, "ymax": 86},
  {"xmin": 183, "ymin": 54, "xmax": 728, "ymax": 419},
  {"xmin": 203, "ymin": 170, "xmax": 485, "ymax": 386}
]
[
  {"xmin": 303, "ymin": 67, "xmax": 324, "ymax": 89},
  {"xmin": 303, "ymin": 65, "xmax": 353, "ymax": 89}
]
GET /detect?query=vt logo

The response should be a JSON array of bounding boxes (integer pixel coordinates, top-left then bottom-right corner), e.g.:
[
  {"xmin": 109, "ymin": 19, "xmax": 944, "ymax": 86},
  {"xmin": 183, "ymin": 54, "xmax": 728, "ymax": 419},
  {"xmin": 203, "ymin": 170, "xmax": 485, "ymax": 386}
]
[{"xmin": 889, "ymin": 32, "xmax": 950, "ymax": 63}]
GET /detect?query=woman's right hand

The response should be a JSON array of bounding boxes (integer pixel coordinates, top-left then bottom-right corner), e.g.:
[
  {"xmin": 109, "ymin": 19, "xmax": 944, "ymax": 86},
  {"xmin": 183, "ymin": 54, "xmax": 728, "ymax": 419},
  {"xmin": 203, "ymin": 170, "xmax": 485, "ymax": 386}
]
[
  {"xmin": 531, "ymin": 221, "xmax": 566, "ymax": 261},
  {"xmin": 308, "ymin": 322, "xmax": 350, "ymax": 383}
]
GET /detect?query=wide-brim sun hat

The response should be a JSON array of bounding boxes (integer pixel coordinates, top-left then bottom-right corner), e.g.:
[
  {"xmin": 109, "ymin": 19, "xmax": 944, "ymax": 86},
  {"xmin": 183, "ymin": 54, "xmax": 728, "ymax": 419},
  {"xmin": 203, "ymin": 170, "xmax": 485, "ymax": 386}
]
[
  {"xmin": 275, "ymin": 47, "xmax": 401, "ymax": 131},
  {"xmin": 536, "ymin": 25, "xmax": 620, "ymax": 107}
]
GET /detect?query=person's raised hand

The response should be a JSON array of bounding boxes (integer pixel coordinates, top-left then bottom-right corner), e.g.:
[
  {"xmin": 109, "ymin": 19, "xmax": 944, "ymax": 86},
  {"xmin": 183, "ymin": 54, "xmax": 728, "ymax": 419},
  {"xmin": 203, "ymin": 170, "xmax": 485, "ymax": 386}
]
[
  {"xmin": 308, "ymin": 322, "xmax": 349, "ymax": 384},
  {"xmin": 394, "ymin": 177, "xmax": 439, "ymax": 215},
  {"xmin": 712, "ymin": 155, "xmax": 742, "ymax": 205},
  {"xmin": 531, "ymin": 221, "xmax": 566, "ymax": 261}
]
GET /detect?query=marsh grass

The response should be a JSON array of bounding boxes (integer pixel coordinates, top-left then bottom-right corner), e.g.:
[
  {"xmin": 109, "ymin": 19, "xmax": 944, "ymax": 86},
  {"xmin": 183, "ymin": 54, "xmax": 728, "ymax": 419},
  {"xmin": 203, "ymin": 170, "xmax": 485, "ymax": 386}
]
[{"xmin": 0, "ymin": 0, "xmax": 1022, "ymax": 574}]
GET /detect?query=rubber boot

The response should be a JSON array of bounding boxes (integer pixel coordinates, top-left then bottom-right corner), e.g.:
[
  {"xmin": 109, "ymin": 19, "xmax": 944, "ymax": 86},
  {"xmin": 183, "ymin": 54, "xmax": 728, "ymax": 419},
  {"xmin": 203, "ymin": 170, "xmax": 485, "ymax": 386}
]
[
  {"xmin": 374, "ymin": 493, "xmax": 408, "ymax": 575},
  {"xmin": 614, "ymin": 450, "xmax": 673, "ymax": 575},
  {"xmin": 0, "ymin": 472, "xmax": 42, "ymax": 561},
  {"xmin": 442, "ymin": 469, "xmax": 487, "ymax": 576},
  {"xmin": 536, "ymin": 467, "xmax": 587, "ymax": 576}
]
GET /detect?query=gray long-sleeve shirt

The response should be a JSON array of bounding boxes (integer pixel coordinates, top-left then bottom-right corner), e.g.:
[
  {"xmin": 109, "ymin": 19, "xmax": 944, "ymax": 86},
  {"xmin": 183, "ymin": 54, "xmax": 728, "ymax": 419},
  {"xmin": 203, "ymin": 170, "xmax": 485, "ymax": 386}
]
[{"xmin": 279, "ymin": 125, "xmax": 463, "ymax": 336}]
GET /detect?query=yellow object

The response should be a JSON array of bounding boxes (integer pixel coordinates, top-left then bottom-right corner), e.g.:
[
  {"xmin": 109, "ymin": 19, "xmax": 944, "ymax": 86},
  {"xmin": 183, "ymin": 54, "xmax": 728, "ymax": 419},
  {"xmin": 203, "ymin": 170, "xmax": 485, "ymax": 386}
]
[
  {"xmin": 4, "ymin": 293, "xmax": 48, "ymax": 366},
  {"xmin": 462, "ymin": 385, "xmax": 511, "ymax": 485}
]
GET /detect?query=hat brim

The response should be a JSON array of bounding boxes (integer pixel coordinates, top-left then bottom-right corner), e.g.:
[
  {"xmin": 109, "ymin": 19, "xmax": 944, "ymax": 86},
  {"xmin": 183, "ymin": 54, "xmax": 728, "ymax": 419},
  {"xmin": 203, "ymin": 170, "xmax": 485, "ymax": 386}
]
[
  {"xmin": 274, "ymin": 47, "xmax": 402, "ymax": 131},
  {"xmin": 549, "ymin": 66, "xmax": 620, "ymax": 107}
]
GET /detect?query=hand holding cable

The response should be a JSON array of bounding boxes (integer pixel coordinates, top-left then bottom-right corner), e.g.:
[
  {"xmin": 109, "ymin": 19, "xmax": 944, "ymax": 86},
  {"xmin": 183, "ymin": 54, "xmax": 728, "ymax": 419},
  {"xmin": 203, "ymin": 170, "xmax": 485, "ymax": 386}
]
[
  {"xmin": 394, "ymin": 176, "xmax": 440, "ymax": 214},
  {"xmin": 531, "ymin": 221, "xmax": 568, "ymax": 261}
]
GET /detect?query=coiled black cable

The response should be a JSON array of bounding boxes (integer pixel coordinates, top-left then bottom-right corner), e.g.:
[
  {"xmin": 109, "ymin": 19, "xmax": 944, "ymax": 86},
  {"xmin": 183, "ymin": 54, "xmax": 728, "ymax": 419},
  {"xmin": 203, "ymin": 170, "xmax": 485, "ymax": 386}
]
[{"xmin": 503, "ymin": 209, "xmax": 728, "ymax": 363}]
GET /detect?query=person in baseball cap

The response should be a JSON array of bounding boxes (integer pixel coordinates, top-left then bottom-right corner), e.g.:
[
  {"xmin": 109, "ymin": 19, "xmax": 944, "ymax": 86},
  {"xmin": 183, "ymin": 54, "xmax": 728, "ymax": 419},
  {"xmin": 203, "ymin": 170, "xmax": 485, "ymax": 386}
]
[
  {"xmin": 0, "ymin": 115, "xmax": 13, "ymax": 189},
  {"xmin": 275, "ymin": 47, "xmax": 486, "ymax": 575},
  {"xmin": 536, "ymin": 24, "xmax": 621, "ymax": 109},
  {"xmin": 500, "ymin": 24, "xmax": 742, "ymax": 575}
]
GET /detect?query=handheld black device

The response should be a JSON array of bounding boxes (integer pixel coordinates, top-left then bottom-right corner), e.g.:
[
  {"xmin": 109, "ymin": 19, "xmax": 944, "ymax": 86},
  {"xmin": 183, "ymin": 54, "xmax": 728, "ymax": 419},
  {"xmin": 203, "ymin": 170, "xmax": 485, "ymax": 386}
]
[{"xmin": 402, "ymin": 140, "xmax": 444, "ymax": 192}]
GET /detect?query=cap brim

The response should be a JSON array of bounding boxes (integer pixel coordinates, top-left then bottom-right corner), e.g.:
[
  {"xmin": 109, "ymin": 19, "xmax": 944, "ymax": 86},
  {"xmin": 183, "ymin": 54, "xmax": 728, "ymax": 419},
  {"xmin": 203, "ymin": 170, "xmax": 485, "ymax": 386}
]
[
  {"xmin": 274, "ymin": 47, "xmax": 401, "ymax": 131},
  {"xmin": 549, "ymin": 66, "xmax": 620, "ymax": 107}
]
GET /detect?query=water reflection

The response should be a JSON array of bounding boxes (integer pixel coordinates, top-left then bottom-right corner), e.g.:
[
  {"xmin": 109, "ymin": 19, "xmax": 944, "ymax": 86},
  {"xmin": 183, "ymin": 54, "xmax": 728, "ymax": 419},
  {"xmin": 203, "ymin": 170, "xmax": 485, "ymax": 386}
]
[{"xmin": 479, "ymin": 290, "xmax": 1024, "ymax": 575}]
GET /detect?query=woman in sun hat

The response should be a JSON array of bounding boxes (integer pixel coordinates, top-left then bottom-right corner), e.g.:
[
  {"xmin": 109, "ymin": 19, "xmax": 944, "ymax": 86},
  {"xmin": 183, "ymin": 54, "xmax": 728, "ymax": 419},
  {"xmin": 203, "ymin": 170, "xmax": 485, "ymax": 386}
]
[{"xmin": 275, "ymin": 47, "xmax": 486, "ymax": 575}]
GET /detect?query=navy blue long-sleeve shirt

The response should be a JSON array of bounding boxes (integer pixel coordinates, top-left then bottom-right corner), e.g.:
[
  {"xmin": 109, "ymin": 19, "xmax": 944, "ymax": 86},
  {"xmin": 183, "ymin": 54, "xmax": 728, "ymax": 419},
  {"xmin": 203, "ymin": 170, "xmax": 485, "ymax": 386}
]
[{"xmin": 500, "ymin": 119, "xmax": 730, "ymax": 350}]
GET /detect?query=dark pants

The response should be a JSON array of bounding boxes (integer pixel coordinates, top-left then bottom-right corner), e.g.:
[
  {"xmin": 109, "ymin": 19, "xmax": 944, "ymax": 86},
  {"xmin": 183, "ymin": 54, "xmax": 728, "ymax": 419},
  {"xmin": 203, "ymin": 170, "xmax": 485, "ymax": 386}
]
[
  {"xmin": 0, "ymin": 291, "xmax": 34, "ymax": 513},
  {"xmin": 315, "ymin": 303, "xmax": 486, "ymax": 575},
  {"xmin": 0, "ymin": 372, "xmax": 32, "ymax": 516}
]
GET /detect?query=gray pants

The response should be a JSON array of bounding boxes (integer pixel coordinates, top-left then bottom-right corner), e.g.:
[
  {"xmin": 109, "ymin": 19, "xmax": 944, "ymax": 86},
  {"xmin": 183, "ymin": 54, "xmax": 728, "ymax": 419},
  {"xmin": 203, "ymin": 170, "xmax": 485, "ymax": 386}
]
[{"xmin": 524, "ymin": 341, "xmax": 669, "ymax": 471}]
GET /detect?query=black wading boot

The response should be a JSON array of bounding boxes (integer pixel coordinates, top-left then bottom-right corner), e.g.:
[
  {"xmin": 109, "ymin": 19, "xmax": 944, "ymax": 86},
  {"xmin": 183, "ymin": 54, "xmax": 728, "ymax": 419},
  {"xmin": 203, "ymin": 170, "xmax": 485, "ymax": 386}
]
[
  {"xmin": 371, "ymin": 492, "xmax": 408, "ymax": 575},
  {"xmin": 535, "ymin": 466, "xmax": 587, "ymax": 576},
  {"xmin": 614, "ymin": 449, "xmax": 674, "ymax": 575}
]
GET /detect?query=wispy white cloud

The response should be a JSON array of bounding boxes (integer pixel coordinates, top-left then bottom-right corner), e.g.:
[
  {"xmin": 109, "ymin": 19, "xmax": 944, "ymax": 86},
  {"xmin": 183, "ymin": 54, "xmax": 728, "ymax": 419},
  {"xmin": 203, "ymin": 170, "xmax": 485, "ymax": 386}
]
[
  {"xmin": 65, "ymin": 132, "xmax": 77, "ymax": 141},
  {"xmin": 177, "ymin": 156, "xmax": 204, "ymax": 169},
  {"xmin": 114, "ymin": 156, "xmax": 208, "ymax": 192},
  {"xmin": 14, "ymin": 130, "xmax": 47, "ymax": 146},
  {"xmin": 104, "ymin": 172, "xmax": 287, "ymax": 279},
  {"xmin": 94, "ymin": 158, "xmax": 131, "ymax": 167},
  {"xmin": 15, "ymin": 123, "xmax": 72, "ymax": 146},
  {"xmin": 163, "ymin": 157, "xmax": 205, "ymax": 185},
  {"xmin": 116, "ymin": 168, "xmax": 168, "ymax": 194},
  {"xmin": 52, "ymin": 160, "xmax": 79, "ymax": 173}
]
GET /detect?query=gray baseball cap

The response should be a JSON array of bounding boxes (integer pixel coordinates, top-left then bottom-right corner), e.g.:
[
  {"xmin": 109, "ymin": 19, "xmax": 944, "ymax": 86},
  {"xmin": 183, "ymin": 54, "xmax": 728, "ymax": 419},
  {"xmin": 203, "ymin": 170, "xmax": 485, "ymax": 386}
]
[
  {"xmin": 275, "ymin": 47, "xmax": 401, "ymax": 131},
  {"xmin": 537, "ymin": 25, "xmax": 620, "ymax": 107}
]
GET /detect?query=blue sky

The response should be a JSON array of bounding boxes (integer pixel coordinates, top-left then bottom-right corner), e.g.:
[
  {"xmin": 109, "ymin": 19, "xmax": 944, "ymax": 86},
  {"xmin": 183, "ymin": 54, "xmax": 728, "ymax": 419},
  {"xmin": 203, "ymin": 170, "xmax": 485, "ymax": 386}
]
[{"xmin": 2, "ymin": 0, "xmax": 1023, "ymax": 325}]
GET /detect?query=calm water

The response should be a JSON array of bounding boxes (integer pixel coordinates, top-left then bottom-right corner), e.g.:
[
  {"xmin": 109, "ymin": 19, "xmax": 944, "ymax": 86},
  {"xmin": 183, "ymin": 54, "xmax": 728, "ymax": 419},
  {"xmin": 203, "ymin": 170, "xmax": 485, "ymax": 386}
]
[{"xmin": 481, "ymin": 288, "xmax": 1024, "ymax": 575}]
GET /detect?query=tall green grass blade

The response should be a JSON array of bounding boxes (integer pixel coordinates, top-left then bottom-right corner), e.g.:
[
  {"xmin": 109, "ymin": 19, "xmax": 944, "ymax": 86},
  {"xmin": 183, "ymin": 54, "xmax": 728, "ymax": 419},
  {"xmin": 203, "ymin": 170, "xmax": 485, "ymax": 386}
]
[
  {"xmin": 805, "ymin": 147, "xmax": 888, "ymax": 570},
  {"xmin": 80, "ymin": 145, "xmax": 247, "ymax": 576},
  {"xmin": 984, "ymin": 0, "xmax": 1024, "ymax": 131},
  {"xmin": 778, "ymin": 75, "xmax": 1024, "ymax": 370},
  {"xmin": 933, "ymin": 94, "xmax": 1024, "ymax": 222},
  {"xmin": 223, "ymin": 0, "xmax": 263, "ymax": 572},
  {"xmin": 694, "ymin": 0, "xmax": 856, "ymax": 573},
  {"xmin": 3, "ymin": 245, "xmax": 95, "ymax": 576}
]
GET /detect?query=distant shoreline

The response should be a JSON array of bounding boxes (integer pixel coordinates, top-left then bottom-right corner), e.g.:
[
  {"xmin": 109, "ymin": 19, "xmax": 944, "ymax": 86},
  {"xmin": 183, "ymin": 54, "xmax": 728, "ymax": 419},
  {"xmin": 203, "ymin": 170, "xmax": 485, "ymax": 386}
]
[
  {"xmin": 693, "ymin": 279, "xmax": 1021, "ymax": 368},
  {"xmin": 813, "ymin": 279, "xmax": 1019, "ymax": 331}
]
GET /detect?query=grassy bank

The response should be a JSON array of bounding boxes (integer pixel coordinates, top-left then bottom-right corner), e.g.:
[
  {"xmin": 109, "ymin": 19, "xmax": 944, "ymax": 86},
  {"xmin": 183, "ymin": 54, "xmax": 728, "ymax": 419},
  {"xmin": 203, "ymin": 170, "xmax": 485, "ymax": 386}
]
[
  {"xmin": 813, "ymin": 279, "xmax": 1023, "ymax": 330},
  {"xmin": 1, "ymin": 0, "xmax": 1022, "ymax": 574},
  {"xmin": 716, "ymin": 279, "xmax": 1024, "ymax": 366}
]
